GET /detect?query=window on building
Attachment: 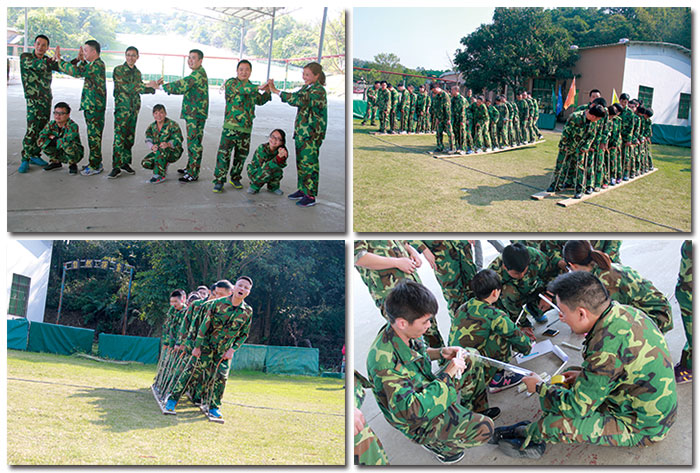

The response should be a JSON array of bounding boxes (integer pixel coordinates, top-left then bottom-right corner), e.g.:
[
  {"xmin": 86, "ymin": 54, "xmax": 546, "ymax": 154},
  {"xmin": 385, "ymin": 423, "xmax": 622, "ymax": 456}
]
[
  {"xmin": 678, "ymin": 93, "xmax": 691, "ymax": 119},
  {"xmin": 8, "ymin": 273, "xmax": 31, "ymax": 317},
  {"xmin": 638, "ymin": 85, "xmax": 654, "ymax": 108},
  {"xmin": 531, "ymin": 79, "xmax": 555, "ymax": 114}
]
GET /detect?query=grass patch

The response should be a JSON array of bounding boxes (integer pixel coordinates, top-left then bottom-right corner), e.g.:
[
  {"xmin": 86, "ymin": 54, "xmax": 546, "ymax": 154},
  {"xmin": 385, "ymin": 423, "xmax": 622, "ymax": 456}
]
[
  {"xmin": 7, "ymin": 350, "xmax": 345, "ymax": 465},
  {"xmin": 353, "ymin": 120, "xmax": 690, "ymax": 232}
]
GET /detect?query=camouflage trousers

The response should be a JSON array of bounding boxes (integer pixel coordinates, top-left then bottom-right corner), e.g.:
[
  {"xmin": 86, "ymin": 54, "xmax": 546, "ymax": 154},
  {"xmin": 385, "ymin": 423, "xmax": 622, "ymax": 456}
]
[
  {"xmin": 609, "ymin": 145, "xmax": 622, "ymax": 181},
  {"xmin": 418, "ymin": 113, "xmax": 430, "ymax": 133},
  {"xmin": 112, "ymin": 107, "xmax": 139, "ymax": 168},
  {"xmin": 390, "ymin": 105, "xmax": 399, "ymax": 131},
  {"xmin": 549, "ymin": 148, "xmax": 573, "ymax": 190},
  {"xmin": 22, "ymin": 100, "xmax": 51, "ymax": 161},
  {"xmin": 172, "ymin": 350, "xmax": 231, "ymax": 409},
  {"xmin": 473, "ymin": 122, "xmax": 491, "ymax": 150},
  {"xmin": 248, "ymin": 159, "xmax": 285, "ymax": 192},
  {"xmin": 588, "ymin": 147, "xmax": 607, "ymax": 189},
  {"xmin": 295, "ymin": 136, "xmax": 322, "ymax": 197},
  {"xmin": 497, "ymin": 121, "xmax": 509, "ymax": 148},
  {"xmin": 378, "ymin": 107, "xmax": 390, "ymax": 133},
  {"xmin": 354, "ymin": 424, "xmax": 389, "ymax": 465},
  {"xmin": 437, "ymin": 263, "xmax": 477, "ymax": 320},
  {"xmin": 622, "ymin": 144, "xmax": 635, "ymax": 178},
  {"xmin": 452, "ymin": 119, "xmax": 467, "ymax": 151},
  {"xmin": 184, "ymin": 118, "xmax": 206, "ymax": 179},
  {"xmin": 676, "ymin": 283, "xmax": 692, "ymax": 369},
  {"xmin": 408, "ymin": 108, "xmax": 416, "ymax": 133},
  {"xmin": 532, "ymin": 117, "xmax": 541, "ymax": 139},
  {"xmin": 520, "ymin": 119, "xmax": 531, "ymax": 143},
  {"xmin": 435, "ymin": 116, "xmax": 454, "ymax": 151},
  {"xmin": 489, "ymin": 122, "xmax": 499, "ymax": 149},
  {"xmin": 213, "ymin": 128, "xmax": 251, "ymax": 183},
  {"xmin": 511, "ymin": 118, "xmax": 521, "ymax": 144},
  {"xmin": 42, "ymin": 138, "xmax": 84, "ymax": 165},
  {"xmin": 84, "ymin": 109, "xmax": 106, "ymax": 169},
  {"xmin": 362, "ymin": 103, "xmax": 377, "ymax": 124},
  {"xmin": 400, "ymin": 106, "xmax": 410, "ymax": 131},
  {"xmin": 142, "ymin": 147, "xmax": 183, "ymax": 176}
]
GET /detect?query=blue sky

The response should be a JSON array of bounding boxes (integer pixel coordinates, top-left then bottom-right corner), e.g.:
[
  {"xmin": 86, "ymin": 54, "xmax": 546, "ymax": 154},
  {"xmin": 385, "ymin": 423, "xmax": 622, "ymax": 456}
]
[{"xmin": 354, "ymin": 7, "xmax": 495, "ymax": 70}]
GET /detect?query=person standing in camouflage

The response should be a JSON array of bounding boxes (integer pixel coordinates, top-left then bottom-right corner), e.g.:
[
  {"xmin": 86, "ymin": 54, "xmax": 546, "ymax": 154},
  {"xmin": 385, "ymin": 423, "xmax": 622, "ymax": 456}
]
[
  {"xmin": 55, "ymin": 40, "xmax": 106, "ymax": 175},
  {"xmin": 497, "ymin": 271, "xmax": 677, "ymax": 458},
  {"xmin": 619, "ymin": 93, "xmax": 637, "ymax": 181},
  {"xmin": 430, "ymin": 83, "xmax": 454, "ymax": 153},
  {"xmin": 606, "ymin": 103, "xmax": 624, "ymax": 185},
  {"xmin": 397, "ymin": 84, "xmax": 411, "ymax": 133},
  {"xmin": 166, "ymin": 277, "xmax": 253, "ymax": 420},
  {"xmin": 141, "ymin": 104, "xmax": 184, "ymax": 184},
  {"xmin": 472, "ymin": 96, "xmax": 491, "ymax": 152},
  {"xmin": 19, "ymin": 34, "xmax": 58, "ymax": 173},
  {"xmin": 376, "ymin": 81, "xmax": 391, "ymax": 133},
  {"xmin": 246, "ymin": 128, "xmax": 288, "ymax": 195},
  {"xmin": 415, "ymin": 85, "xmax": 429, "ymax": 133},
  {"xmin": 515, "ymin": 92, "xmax": 530, "ymax": 144},
  {"xmin": 367, "ymin": 280, "xmax": 497, "ymax": 464},
  {"xmin": 562, "ymin": 240, "xmax": 673, "ymax": 333},
  {"xmin": 507, "ymin": 98, "xmax": 521, "ymax": 145},
  {"xmin": 355, "ymin": 239, "xmax": 444, "ymax": 349},
  {"xmin": 270, "ymin": 62, "xmax": 327, "ymax": 207},
  {"xmin": 38, "ymin": 102, "xmax": 84, "ymax": 172},
  {"xmin": 211, "ymin": 60, "xmax": 271, "ymax": 192},
  {"xmin": 407, "ymin": 85, "xmax": 417, "ymax": 133},
  {"xmin": 675, "ymin": 240, "xmax": 692, "ymax": 383},
  {"xmin": 389, "ymin": 83, "xmax": 401, "ymax": 133},
  {"xmin": 361, "ymin": 81, "xmax": 379, "ymax": 126},
  {"xmin": 495, "ymin": 95, "xmax": 511, "ymax": 148},
  {"xmin": 450, "ymin": 86, "xmax": 470, "ymax": 154},
  {"xmin": 354, "ymin": 371, "xmax": 390, "ymax": 465},
  {"xmin": 108, "ymin": 46, "xmax": 156, "ymax": 179},
  {"xmin": 486, "ymin": 99, "xmax": 500, "ymax": 150},
  {"xmin": 158, "ymin": 49, "xmax": 209, "ymax": 183}
]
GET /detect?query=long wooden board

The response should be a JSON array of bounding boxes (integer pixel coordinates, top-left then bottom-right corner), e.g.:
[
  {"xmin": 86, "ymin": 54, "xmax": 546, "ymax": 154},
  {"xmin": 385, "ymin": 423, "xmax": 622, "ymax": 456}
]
[
  {"xmin": 431, "ymin": 140, "xmax": 545, "ymax": 158},
  {"xmin": 369, "ymin": 131, "xmax": 435, "ymax": 136}
]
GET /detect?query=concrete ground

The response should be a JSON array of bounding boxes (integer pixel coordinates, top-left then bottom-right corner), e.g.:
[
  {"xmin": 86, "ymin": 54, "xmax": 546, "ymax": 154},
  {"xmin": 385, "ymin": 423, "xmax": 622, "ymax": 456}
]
[
  {"xmin": 353, "ymin": 240, "xmax": 692, "ymax": 466},
  {"xmin": 7, "ymin": 77, "xmax": 345, "ymax": 233}
]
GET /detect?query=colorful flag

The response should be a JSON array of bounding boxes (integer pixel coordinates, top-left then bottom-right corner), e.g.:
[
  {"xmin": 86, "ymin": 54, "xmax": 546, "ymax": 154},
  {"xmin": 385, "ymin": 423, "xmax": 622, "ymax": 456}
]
[
  {"xmin": 556, "ymin": 85, "xmax": 563, "ymax": 116},
  {"xmin": 564, "ymin": 77, "xmax": 577, "ymax": 109},
  {"xmin": 611, "ymin": 88, "xmax": 619, "ymax": 104}
]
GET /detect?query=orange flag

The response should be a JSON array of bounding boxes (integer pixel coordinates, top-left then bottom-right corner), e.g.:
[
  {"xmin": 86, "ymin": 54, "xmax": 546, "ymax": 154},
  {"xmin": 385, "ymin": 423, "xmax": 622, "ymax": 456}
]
[{"xmin": 564, "ymin": 77, "xmax": 576, "ymax": 109}]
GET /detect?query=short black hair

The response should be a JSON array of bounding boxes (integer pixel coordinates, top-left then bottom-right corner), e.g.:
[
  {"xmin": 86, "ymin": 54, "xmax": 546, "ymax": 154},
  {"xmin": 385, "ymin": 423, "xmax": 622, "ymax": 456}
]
[
  {"xmin": 609, "ymin": 103, "xmax": 624, "ymax": 115},
  {"xmin": 470, "ymin": 269, "xmax": 502, "ymax": 300},
  {"xmin": 644, "ymin": 107, "xmax": 653, "ymax": 117},
  {"xmin": 237, "ymin": 59, "xmax": 252, "ymax": 70},
  {"xmin": 547, "ymin": 271, "xmax": 609, "ymax": 314},
  {"xmin": 84, "ymin": 40, "xmax": 101, "ymax": 54},
  {"xmin": 237, "ymin": 276, "xmax": 253, "ymax": 286},
  {"xmin": 380, "ymin": 80, "xmax": 387, "ymax": 85},
  {"xmin": 385, "ymin": 279, "xmax": 438, "ymax": 324},
  {"xmin": 620, "ymin": 93, "xmax": 630, "ymax": 101},
  {"xmin": 502, "ymin": 243, "xmax": 530, "ymax": 273},
  {"xmin": 54, "ymin": 102, "xmax": 71, "ymax": 113},
  {"xmin": 589, "ymin": 89, "xmax": 601, "ymax": 97},
  {"xmin": 374, "ymin": 80, "xmax": 380, "ymax": 84},
  {"xmin": 152, "ymin": 104, "xmax": 166, "ymax": 114},
  {"xmin": 125, "ymin": 46, "xmax": 139, "ymax": 55},
  {"xmin": 213, "ymin": 280, "xmax": 234, "ymax": 290},
  {"xmin": 591, "ymin": 97, "xmax": 607, "ymax": 108},
  {"xmin": 170, "ymin": 289, "xmax": 186, "ymax": 299},
  {"xmin": 190, "ymin": 49, "xmax": 204, "ymax": 60},
  {"xmin": 636, "ymin": 106, "xmax": 646, "ymax": 115},
  {"xmin": 588, "ymin": 104, "xmax": 606, "ymax": 118},
  {"xmin": 35, "ymin": 34, "xmax": 50, "ymax": 45}
]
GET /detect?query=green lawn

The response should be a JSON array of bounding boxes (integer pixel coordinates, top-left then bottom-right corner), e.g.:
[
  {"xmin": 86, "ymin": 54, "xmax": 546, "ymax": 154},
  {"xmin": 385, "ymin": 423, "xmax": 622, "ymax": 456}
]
[
  {"xmin": 7, "ymin": 350, "xmax": 345, "ymax": 465},
  {"xmin": 353, "ymin": 120, "xmax": 691, "ymax": 232}
]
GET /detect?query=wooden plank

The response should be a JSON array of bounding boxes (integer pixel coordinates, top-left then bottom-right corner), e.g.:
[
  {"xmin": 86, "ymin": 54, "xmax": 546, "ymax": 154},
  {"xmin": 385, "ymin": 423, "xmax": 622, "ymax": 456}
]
[
  {"xmin": 431, "ymin": 140, "xmax": 546, "ymax": 158},
  {"xmin": 199, "ymin": 404, "xmax": 225, "ymax": 423},
  {"xmin": 152, "ymin": 385, "xmax": 174, "ymax": 415},
  {"xmin": 530, "ymin": 191, "xmax": 553, "ymax": 201},
  {"xmin": 369, "ymin": 131, "xmax": 435, "ymax": 136},
  {"xmin": 556, "ymin": 168, "xmax": 658, "ymax": 207}
]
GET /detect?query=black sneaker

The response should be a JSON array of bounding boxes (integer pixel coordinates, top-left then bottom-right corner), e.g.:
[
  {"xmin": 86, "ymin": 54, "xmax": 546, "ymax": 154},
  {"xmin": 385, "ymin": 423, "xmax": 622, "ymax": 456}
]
[
  {"xmin": 478, "ymin": 407, "xmax": 501, "ymax": 420},
  {"xmin": 489, "ymin": 421, "xmax": 531, "ymax": 445},
  {"xmin": 44, "ymin": 161, "xmax": 62, "ymax": 171},
  {"xmin": 296, "ymin": 195, "xmax": 317, "ymax": 207},
  {"xmin": 288, "ymin": 190, "xmax": 305, "ymax": 200},
  {"xmin": 546, "ymin": 184, "xmax": 557, "ymax": 193},
  {"xmin": 177, "ymin": 168, "xmax": 186, "ymax": 174},
  {"xmin": 229, "ymin": 178, "xmax": 243, "ymax": 189},
  {"xmin": 69, "ymin": 163, "xmax": 78, "ymax": 175},
  {"xmin": 107, "ymin": 168, "xmax": 121, "ymax": 179},
  {"xmin": 213, "ymin": 182, "xmax": 224, "ymax": 193},
  {"xmin": 178, "ymin": 173, "xmax": 197, "ymax": 182},
  {"xmin": 585, "ymin": 187, "xmax": 593, "ymax": 195},
  {"xmin": 421, "ymin": 444, "xmax": 465, "ymax": 464},
  {"xmin": 498, "ymin": 438, "xmax": 546, "ymax": 459},
  {"xmin": 121, "ymin": 163, "xmax": 136, "ymax": 174}
]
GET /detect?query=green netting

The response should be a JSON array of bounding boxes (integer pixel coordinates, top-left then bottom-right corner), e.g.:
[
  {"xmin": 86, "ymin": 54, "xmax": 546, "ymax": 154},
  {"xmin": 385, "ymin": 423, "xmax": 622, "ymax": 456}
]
[
  {"xmin": 231, "ymin": 344, "xmax": 268, "ymax": 371},
  {"xmin": 7, "ymin": 319, "xmax": 29, "ymax": 351},
  {"xmin": 97, "ymin": 333, "xmax": 160, "ymax": 364},
  {"xmin": 536, "ymin": 113, "xmax": 556, "ymax": 130},
  {"xmin": 353, "ymin": 100, "xmax": 367, "ymax": 119},
  {"xmin": 265, "ymin": 345, "xmax": 319, "ymax": 376},
  {"xmin": 652, "ymin": 124, "xmax": 691, "ymax": 148},
  {"xmin": 27, "ymin": 322, "xmax": 94, "ymax": 356}
]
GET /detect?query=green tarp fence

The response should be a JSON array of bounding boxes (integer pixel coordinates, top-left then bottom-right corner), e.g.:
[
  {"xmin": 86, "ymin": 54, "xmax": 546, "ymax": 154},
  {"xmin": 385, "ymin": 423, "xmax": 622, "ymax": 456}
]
[
  {"xmin": 98, "ymin": 333, "xmax": 160, "ymax": 364},
  {"xmin": 353, "ymin": 100, "xmax": 367, "ymax": 119},
  {"xmin": 265, "ymin": 346, "xmax": 319, "ymax": 376},
  {"xmin": 232, "ymin": 344, "xmax": 269, "ymax": 371},
  {"xmin": 27, "ymin": 322, "xmax": 94, "ymax": 356},
  {"xmin": 652, "ymin": 124, "xmax": 691, "ymax": 148},
  {"xmin": 536, "ymin": 113, "xmax": 556, "ymax": 130},
  {"xmin": 7, "ymin": 318, "xmax": 29, "ymax": 350}
]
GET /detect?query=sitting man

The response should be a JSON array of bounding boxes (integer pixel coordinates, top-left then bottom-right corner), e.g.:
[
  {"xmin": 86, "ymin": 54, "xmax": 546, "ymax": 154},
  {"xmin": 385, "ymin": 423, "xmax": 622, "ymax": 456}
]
[
  {"xmin": 366, "ymin": 279, "xmax": 496, "ymax": 464},
  {"xmin": 38, "ymin": 102, "xmax": 84, "ymax": 173},
  {"xmin": 495, "ymin": 270, "xmax": 677, "ymax": 459}
]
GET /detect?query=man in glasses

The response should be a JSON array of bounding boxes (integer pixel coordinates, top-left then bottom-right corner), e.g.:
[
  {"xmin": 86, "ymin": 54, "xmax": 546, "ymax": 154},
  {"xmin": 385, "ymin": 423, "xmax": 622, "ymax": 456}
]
[{"xmin": 38, "ymin": 102, "xmax": 84, "ymax": 173}]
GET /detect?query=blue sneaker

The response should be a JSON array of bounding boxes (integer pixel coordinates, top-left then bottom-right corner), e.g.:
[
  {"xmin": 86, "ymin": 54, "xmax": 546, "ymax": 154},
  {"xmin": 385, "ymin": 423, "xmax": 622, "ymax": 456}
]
[
  {"xmin": 81, "ymin": 165, "xmax": 103, "ymax": 176},
  {"xmin": 18, "ymin": 161, "xmax": 30, "ymax": 173},
  {"xmin": 30, "ymin": 156, "xmax": 49, "ymax": 166},
  {"xmin": 208, "ymin": 407, "xmax": 222, "ymax": 418},
  {"xmin": 164, "ymin": 399, "xmax": 177, "ymax": 413}
]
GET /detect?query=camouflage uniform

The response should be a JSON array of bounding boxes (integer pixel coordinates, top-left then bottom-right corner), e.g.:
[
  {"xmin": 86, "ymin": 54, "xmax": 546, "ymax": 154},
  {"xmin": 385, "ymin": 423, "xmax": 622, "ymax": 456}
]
[
  {"xmin": 449, "ymin": 298, "xmax": 531, "ymax": 382},
  {"xmin": 162, "ymin": 66, "xmax": 209, "ymax": 179},
  {"xmin": 362, "ymin": 86, "xmax": 378, "ymax": 125},
  {"xmin": 178, "ymin": 298, "xmax": 216, "ymax": 402},
  {"xmin": 507, "ymin": 101, "xmax": 521, "ymax": 145},
  {"xmin": 354, "ymin": 371, "xmax": 389, "ymax": 465},
  {"xmin": 354, "ymin": 240, "xmax": 444, "ymax": 348},
  {"xmin": 590, "ymin": 240, "xmax": 622, "ymax": 263},
  {"xmin": 511, "ymin": 240, "xmax": 566, "ymax": 281},
  {"xmin": 516, "ymin": 97, "xmax": 530, "ymax": 143},
  {"xmin": 524, "ymin": 302, "xmax": 677, "ymax": 448},
  {"xmin": 376, "ymin": 87, "xmax": 391, "ymax": 133},
  {"xmin": 433, "ymin": 90, "xmax": 454, "ymax": 151},
  {"xmin": 496, "ymin": 101, "xmax": 510, "ymax": 148},
  {"xmin": 591, "ymin": 263, "xmax": 673, "ymax": 333},
  {"xmin": 412, "ymin": 240, "xmax": 477, "ymax": 319},
  {"xmin": 38, "ymin": 119, "xmax": 84, "ymax": 164},
  {"xmin": 280, "ymin": 81, "xmax": 327, "ymax": 197},
  {"xmin": 58, "ymin": 57, "xmax": 106, "ymax": 169},
  {"xmin": 20, "ymin": 51, "xmax": 59, "ymax": 162},
  {"xmin": 112, "ymin": 62, "xmax": 155, "ymax": 168},
  {"xmin": 367, "ymin": 324, "xmax": 494, "ymax": 457},
  {"xmin": 548, "ymin": 111, "xmax": 597, "ymax": 191},
  {"xmin": 528, "ymin": 96, "xmax": 540, "ymax": 140},
  {"xmin": 451, "ymin": 94, "xmax": 470, "ymax": 152},
  {"xmin": 488, "ymin": 104, "xmax": 500, "ymax": 148},
  {"xmin": 607, "ymin": 113, "xmax": 623, "ymax": 182},
  {"xmin": 415, "ymin": 90, "xmax": 428, "ymax": 133},
  {"xmin": 141, "ymin": 117, "xmax": 184, "ymax": 176},
  {"xmin": 676, "ymin": 240, "xmax": 692, "ymax": 369},
  {"xmin": 246, "ymin": 143, "xmax": 287, "ymax": 192},
  {"xmin": 213, "ymin": 77, "xmax": 271, "ymax": 184},
  {"xmin": 588, "ymin": 111, "xmax": 610, "ymax": 190},
  {"xmin": 472, "ymin": 103, "xmax": 491, "ymax": 150},
  {"xmin": 620, "ymin": 106, "xmax": 636, "ymax": 179},
  {"xmin": 390, "ymin": 87, "xmax": 401, "ymax": 132},
  {"xmin": 408, "ymin": 89, "xmax": 417, "ymax": 133},
  {"xmin": 399, "ymin": 88, "xmax": 411, "ymax": 132}
]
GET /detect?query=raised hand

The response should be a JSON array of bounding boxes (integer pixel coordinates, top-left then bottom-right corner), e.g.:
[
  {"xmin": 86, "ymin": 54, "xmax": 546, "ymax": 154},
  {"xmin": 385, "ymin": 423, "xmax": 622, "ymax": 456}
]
[
  {"xmin": 77, "ymin": 46, "xmax": 84, "ymax": 61},
  {"xmin": 54, "ymin": 45, "xmax": 62, "ymax": 62}
]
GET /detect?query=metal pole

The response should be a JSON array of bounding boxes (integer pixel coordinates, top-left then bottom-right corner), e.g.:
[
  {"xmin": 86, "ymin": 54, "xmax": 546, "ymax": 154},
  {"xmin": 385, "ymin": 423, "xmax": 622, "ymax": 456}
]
[
  {"xmin": 266, "ymin": 8, "xmax": 276, "ymax": 81},
  {"xmin": 239, "ymin": 21, "xmax": 246, "ymax": 61},
  {"xmin": 24, "ymin": 8, "xmax": 29, "ymax": 53},
  {"xmin": 122, "ymin": 267, "xmax": 134, "ymax": 335},
  {"xmin": 317, "ymin": 7, "xmax": 328, "ymax": 62},
  {"xmin": 284, "ymin": 60, "xmax": 288, "ymax": 90},
  {"xmin": 56, "ymin": 266, "xmax": 66, "ymax": 324}
]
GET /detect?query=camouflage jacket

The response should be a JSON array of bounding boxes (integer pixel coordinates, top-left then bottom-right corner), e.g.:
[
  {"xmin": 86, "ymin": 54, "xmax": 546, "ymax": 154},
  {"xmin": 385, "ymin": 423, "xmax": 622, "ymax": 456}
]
[
  {"xmin": 511, "ymin": 240, "xmax": 565, "ymax": 280},
  {"xmin": 390, "ymin": 89, "xmax": 400, "ymax": 111},
  {"xmin": 620, "ymin": 106, "xmax": 636, "ymax": 143},
  {"xmin": 507, "ymin": 101, "xmax": 519, "ymax": 124},
  {"xmin": 112, "ymin": 63, "xmax": 155, "ymax": 112},
  {"xmin": 162, "ymin": 305, "xmax": 187, "ymax": 347},
  {"xmin": 177, "ymin": 298, "xmax": 213, "ymax": 349},
  {"xmin": 38, "ymin": 119, "xmax": 82, "ymax": 150},
  {"xmin": 607, "ymin": 115, "xmax": 623, "ymax": 147},
  {"xmin": 677, "ymin": 241, "xmax": 692, "ymax": 291},
  {"xmin": 488, "ymin": 104, "xmax": 500, "ymax": 122},
  {"xmin": 194, "ymin": 297, "xmax": 253, "ymax": 354},
  {"xmin": 163, "ymin": 66, "xmax": 209, "ymax": 121},
  {"xmin": 496, "ymin": 103, "xmax": 509, "ymax": 124},
  {"xmin": 415, "ymin": 92, "xmax": 427, "ymax": 114},
  {"xmin": 408, "ymin": 91, "xmax": 417, "ymax": 111},
  {"xmin": 559, "ymin": 111, "xmax": 597, "ymax": 153},
  {"xmin": 534, "ymin": 302, "xmax": 677, "ymax": 439},
  {"xmin": 433, "ymin": 90, "xmax": 452, "ymax": 120},
  {"xmin": 451, "ymin": 95, "xmax": 468, "ymax": 123},
  {"xmin": 355, "ymin": 370, "xmax": 373, "ymax": 409},
  {"xmin": 399, "ymin": 89, "xmax": 411, "ymax": 110},
  {"xmin": 591, "ymin": 240, "xmax": 622, "ymax": 263},
  {"xmin": 222, "ymin": 77, "xmax": 271, "ymax": 133},
  {"xmin": 591, "ymin": 263, "xmax": 673, "ymax": 333},
  {"xmin": 376, "ymin": 88, "xmax": 391, "ymax": 110},
  {"xmin": 366, "ymin": 87, "xmax": 377, "ymax": 105},
  {"xmin": 592, "ymin": 112, "xmax": 610, "ymax": 146},
  {"xmin": 412, "ymin": 240, "xmax": 475, "ymax": 294},
  {"xmin": 473, "ymin": 103, "xmax": 490, "ymax": 125},
  {"xmin": 367, "ymin": 323, "xmax": 458, "ymax": 438},
  {"xmin": 20, "ymin": 52, "xmax": 59, "ymax": 103},
  {"xmin": 248, "ymin": 143, "xmax": 287, "ymax": 173},
  {"xmin": 58, "ymin": 57, "xmax": 106, "ymax": 112},
  {"xmin": 448, "ymin": 298, "xmax": 532, "ymax": 364},
  {"xmin": 516, "ymin": 99, "xmax": 529, "ymax": 120},
  {"xmin": 145, "ymin": 118, "xmax": 183, "ymax": 154},
  {"xmin": 280, "ymin": 82, "xmax": 327, "ymax": 142},
  {"xmin": 354, "ymin": 240, "xmax": 420, "ymax": 309}
]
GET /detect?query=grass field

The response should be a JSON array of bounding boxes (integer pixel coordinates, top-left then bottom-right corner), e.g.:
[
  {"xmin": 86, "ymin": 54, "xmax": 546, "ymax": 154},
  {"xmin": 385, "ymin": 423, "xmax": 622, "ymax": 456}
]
[
  {"xmin": 353, "ymin": 120, "xmax": 691, "ymax": 232},
  {"xmin": 7, "ymin": 350, "xmax": 345, "ymax": 465}
]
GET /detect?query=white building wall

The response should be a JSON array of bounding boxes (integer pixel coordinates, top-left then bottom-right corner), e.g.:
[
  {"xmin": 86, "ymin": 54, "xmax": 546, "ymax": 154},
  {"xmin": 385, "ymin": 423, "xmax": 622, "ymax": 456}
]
[
  {"xmin": 622, "ymin": 44, "xmax": 691, "ymax": 126},
  {"xmin": 6, "ymin": 240, "xmax": 53, "ymax": 323}
]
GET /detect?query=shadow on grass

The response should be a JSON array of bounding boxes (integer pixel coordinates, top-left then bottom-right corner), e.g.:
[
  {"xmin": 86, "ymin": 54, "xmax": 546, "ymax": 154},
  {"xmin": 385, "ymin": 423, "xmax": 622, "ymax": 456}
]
[
  {"xmin": 459, "ymin": 173, "xmax": 552, "ymax": 206},
  {"xmin": 354, "ymin": 144, "xmax": 435, "ymax": 156}
]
